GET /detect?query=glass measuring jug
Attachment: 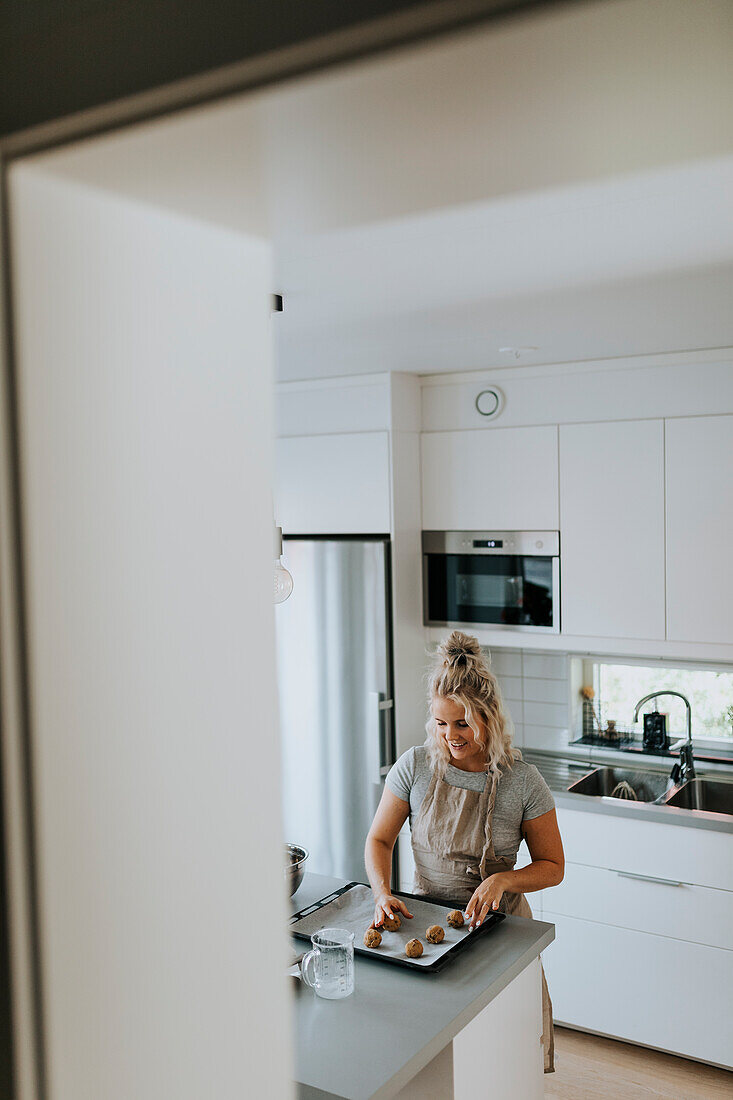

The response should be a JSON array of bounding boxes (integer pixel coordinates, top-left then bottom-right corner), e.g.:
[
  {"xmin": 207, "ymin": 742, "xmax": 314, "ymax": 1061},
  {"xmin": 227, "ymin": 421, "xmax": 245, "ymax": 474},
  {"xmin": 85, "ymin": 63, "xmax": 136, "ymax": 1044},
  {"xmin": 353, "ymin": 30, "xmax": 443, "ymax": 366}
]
[{"xmin": 301, "ymin": 928, "xmax": 354, "ymax": 999}]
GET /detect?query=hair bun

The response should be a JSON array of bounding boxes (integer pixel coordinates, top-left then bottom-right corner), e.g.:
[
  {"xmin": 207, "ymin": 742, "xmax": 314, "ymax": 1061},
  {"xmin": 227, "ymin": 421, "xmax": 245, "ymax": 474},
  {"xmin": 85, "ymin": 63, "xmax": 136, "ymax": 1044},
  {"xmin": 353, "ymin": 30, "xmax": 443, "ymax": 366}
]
[{"xmin": 437, "ymin": 630, "xmax": 482, "ymax": 666}]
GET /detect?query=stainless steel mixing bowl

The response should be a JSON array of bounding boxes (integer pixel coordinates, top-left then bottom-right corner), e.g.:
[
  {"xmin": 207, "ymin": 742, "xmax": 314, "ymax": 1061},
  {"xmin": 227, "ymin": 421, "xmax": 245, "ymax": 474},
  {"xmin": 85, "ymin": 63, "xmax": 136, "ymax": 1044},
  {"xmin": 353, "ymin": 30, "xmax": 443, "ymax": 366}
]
[{"xmin": 285, "ymin": 844, "xmax": 309, "ymax": 896}]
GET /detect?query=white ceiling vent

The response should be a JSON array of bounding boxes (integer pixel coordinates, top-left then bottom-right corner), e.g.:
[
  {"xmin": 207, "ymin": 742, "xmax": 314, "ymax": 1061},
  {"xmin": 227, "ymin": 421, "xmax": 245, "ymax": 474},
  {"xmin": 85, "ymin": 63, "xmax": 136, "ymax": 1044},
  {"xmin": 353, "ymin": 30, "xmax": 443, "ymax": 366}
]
[{"xmin": 474, "ymin": 387, "xmax": 504, "ymax": 420}]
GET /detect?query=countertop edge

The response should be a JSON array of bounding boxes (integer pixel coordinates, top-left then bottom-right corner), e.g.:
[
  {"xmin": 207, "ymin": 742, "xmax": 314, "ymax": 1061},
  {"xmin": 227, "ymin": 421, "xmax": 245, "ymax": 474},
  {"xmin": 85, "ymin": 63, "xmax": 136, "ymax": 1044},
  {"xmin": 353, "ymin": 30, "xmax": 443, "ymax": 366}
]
[
  {"xmin": 370, "ymin": 924, "xmax": 555, "ymax": 1100},
  {"xmin": 553, "ymin": 789, "xmax": 733, "ymax": 832}
]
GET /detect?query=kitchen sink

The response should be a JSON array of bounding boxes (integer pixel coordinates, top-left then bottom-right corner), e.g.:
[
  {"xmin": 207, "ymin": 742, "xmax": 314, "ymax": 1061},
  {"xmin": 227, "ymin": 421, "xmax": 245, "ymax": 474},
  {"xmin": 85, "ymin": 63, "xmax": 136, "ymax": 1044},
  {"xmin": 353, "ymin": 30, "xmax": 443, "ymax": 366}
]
[
  {"xmin": 567, "ymin": 767, "xmax": 669, "ymax": 802},
  {"xmin": 664, "ymin": 779, "xmax": 733, "ymax": 815}
]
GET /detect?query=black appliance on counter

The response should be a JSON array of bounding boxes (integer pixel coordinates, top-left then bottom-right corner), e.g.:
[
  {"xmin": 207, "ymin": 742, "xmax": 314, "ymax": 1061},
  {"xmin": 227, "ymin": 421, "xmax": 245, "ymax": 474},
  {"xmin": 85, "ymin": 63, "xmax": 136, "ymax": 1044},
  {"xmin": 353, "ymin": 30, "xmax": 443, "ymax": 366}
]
[{"xmin": 643, "ymin": 710, "xmax": 670, "ymax": 752}]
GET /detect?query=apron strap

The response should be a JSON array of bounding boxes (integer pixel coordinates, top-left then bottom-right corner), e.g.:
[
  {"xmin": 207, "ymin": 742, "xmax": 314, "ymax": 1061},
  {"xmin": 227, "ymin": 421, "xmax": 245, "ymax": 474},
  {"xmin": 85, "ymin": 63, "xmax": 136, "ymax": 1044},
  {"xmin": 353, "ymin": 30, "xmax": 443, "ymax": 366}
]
[
  {"xmin": 410, "ymin": 765, "xmax": 442, "ymax": 847},
  {"xmin": 478, "ymin": 771, "xmax": 500, "ymax": 879}
]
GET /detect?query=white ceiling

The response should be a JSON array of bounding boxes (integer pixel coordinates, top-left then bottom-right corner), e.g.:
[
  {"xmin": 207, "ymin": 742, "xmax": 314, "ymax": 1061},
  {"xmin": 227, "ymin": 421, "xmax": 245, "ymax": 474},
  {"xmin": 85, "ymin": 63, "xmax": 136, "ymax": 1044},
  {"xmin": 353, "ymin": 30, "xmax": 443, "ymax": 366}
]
[
  {"xmin": 25, "ymin": 0, "xmax": 733, "ymax": 381},
  {"xmin": 271, "ymin": 160, "xmax": 733, "ymax": 376}
]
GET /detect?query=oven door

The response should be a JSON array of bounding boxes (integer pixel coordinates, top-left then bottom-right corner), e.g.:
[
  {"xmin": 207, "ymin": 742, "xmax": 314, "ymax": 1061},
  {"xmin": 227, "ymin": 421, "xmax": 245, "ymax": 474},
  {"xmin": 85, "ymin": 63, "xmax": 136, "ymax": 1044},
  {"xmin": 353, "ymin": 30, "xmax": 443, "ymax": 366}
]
[{"xmin": 423, "ymin": 533, "xmax": 559, "ymax": 632}]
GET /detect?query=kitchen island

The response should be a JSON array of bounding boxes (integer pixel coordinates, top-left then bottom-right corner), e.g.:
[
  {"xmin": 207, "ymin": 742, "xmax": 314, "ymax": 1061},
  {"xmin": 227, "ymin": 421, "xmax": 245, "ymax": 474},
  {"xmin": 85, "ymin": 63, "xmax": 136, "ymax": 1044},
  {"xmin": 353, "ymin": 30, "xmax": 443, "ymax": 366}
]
[{"xmin": 291, "ymin": 873, "xmax": 554, "ymax": 1100}]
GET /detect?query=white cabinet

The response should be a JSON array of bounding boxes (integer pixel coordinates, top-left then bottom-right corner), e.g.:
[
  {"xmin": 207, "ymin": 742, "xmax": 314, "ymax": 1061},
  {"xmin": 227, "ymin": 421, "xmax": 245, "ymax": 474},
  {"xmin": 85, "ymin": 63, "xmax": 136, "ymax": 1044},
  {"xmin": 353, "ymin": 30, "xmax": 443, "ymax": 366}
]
[
  {"xmin": 396, "ymin": 825, "xmax": 416, "ymax": 894},
  {"xmin": 421, "ymin": 425, "xmax": 558, "ymax": 530},
  {"xmin": 275, "ymin": 432, "xmax": 391, "ymax": 534},
  {"xmin": 545, "ymin": 861, "xmax": 733, "ymax": 951},
  {"xmin": 545, "ymin": 806, "xmax": 733, "ymax": 1067},
  {"xmin": 666, "ymin": 415, "xmax": 733, "ymax": 644},
  {"xmin": 398, "ymin": 959, "xmax": 545, "ymax": 1100},
  {"xmin": 559, "ymin": 420, "xmax": 665, "ymax": 639},
  {"xmin": 543, "ymin": 912, "xmax": 733, "ymax": 1068},
  {"xmin": 555, "ymin": 806, "xmax": 733, "ymax": 894},
  {"xmin": 453, "ymin": 958, "xmax": 544, "ymax": 1100}
]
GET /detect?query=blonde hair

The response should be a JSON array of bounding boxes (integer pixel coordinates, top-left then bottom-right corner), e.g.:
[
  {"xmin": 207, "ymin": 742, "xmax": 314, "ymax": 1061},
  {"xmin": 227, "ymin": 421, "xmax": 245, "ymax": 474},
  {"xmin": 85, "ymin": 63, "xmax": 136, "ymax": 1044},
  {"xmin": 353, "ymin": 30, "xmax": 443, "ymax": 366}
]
[{"xmin": 424, "ymin": 631, "xmax": 520, "ymax": 778}]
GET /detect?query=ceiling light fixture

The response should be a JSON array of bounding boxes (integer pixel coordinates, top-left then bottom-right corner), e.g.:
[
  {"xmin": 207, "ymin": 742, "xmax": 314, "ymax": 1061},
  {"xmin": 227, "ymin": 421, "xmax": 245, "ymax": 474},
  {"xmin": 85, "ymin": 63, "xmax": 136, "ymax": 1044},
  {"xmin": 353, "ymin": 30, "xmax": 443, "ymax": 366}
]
[
  {"xmin": 274, "ymin": 525, "xmax": 294, "ymax": 604},
  {"xmin": 499, "ymin": 346, "xmax": 538, "ymax": 360}
]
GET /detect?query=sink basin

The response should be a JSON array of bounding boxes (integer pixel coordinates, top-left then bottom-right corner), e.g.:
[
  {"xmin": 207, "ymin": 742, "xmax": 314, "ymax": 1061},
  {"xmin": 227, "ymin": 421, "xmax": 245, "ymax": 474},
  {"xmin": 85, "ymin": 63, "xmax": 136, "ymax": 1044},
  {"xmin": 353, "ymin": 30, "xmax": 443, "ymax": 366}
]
[
  {"xmin": 567, "ymin": 767, "xmax": 669, "ymax": 802},
  {"xmin": 664, "ymin": 779, "xmax": 733, "ymax": 815}
]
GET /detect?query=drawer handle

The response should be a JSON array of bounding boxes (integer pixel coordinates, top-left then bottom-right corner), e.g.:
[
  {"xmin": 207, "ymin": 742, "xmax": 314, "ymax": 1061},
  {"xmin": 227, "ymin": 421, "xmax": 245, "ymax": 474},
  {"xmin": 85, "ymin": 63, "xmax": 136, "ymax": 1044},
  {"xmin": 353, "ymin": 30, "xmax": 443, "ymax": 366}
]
[{"xmin": 614, "ymin": 870, "xmax": 683, "ymax": 888}]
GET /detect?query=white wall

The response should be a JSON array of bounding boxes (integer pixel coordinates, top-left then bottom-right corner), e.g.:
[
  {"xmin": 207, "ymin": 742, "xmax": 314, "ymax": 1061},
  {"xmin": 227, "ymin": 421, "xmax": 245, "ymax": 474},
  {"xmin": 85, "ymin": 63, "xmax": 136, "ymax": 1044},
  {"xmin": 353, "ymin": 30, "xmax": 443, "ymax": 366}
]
[
  {"xmin": 26, "ymin": 0, "xmax": 733, "ymax": 384},
  {"xmin": 388, "ymin": 374, "xmax": 426, "ymax": 757},
  {"xmin": 264, "ymin": 0, "xmax": 733, "ymax": 234},
  {"xmin": 8, "ymin": 167, "xmax": 293, "ymax": 1100},
  {"xmin": 37, "ymin": 0, "xmax": 733, "ymax": 240},
  {"xmin": 421, "ymin": 351, "xmax": 733, "ymax": 433}
]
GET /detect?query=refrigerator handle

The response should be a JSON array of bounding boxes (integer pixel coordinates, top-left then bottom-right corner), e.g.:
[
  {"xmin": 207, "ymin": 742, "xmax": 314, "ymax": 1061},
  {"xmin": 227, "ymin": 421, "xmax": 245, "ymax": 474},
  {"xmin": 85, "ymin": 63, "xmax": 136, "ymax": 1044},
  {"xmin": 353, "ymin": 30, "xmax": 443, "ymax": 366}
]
[{"xmin": 369, "ymin": 692, "xmax": 394, "ymax": 786}]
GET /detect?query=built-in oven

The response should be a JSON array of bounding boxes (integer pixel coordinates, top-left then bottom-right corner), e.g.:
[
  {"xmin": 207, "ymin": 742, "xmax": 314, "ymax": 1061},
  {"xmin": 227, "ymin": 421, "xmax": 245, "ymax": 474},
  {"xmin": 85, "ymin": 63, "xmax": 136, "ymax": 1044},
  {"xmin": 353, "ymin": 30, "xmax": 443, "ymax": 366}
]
[{"xmin": 422, "ymin": 531, "xmax": 560, "ymax": 633}]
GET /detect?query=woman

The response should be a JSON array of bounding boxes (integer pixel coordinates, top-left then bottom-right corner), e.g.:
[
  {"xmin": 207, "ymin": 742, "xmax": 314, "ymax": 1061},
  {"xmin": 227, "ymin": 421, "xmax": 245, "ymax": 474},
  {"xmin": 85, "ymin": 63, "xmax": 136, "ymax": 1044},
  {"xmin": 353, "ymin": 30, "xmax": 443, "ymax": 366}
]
[{"xmin": 364, "ymin": 631, "xmax": 564, "ymax": 1073}]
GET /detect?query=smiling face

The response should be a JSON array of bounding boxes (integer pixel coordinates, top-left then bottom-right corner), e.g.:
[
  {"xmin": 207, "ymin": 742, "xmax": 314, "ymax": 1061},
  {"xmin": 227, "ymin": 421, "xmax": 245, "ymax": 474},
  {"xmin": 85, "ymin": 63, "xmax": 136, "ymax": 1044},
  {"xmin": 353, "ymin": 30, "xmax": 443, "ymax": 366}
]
[{"xmin": 432, "ymin": 695, "xmax": 487, "ymax": 772}]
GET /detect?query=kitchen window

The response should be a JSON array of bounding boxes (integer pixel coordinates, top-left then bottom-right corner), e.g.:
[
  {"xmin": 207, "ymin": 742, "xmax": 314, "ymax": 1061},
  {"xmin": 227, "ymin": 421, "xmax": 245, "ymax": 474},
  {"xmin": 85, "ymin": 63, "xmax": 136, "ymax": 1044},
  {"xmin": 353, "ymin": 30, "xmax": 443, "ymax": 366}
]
[{"xmin": 589, "ymin": 659, "xmax": 733, "ymax": 746}]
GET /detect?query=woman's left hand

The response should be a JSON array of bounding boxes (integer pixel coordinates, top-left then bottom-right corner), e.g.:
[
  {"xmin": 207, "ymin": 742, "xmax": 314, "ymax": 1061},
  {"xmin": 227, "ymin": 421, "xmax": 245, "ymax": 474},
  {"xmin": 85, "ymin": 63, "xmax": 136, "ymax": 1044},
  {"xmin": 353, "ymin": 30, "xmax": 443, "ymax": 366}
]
[{"xmin": 465, "ymin": 873, "xmax": 511, "ymax": 929}]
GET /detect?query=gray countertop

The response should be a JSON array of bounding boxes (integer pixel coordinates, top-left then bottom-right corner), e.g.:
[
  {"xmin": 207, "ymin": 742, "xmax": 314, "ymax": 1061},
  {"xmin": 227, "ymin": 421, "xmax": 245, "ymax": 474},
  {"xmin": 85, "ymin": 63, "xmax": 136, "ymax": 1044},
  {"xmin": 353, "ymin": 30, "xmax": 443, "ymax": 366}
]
[
  {"xmin": 524, "ymin": 749, "xmax": 733, "ymax": 834},
  {"xmin": 290, "ymin": 873, "xmax": 554, "ymax": 1100}
]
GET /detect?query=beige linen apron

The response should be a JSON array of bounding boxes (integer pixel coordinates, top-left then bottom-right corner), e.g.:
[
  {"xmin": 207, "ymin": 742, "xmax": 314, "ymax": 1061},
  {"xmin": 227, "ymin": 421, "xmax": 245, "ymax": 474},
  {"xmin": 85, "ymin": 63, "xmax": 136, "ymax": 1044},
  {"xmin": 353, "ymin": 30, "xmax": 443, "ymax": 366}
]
[{"xmin": 411, "ymin": 767, "xmax": 555, "ymax": 1073}]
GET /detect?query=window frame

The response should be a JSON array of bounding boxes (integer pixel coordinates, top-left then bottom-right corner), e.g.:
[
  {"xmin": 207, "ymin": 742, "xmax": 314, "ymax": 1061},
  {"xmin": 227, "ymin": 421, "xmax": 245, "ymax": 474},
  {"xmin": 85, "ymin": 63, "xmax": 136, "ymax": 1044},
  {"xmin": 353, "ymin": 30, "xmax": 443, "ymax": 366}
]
[{"xmin": 585, "ymin": 653, "xmax": 733, "ymax": 750}]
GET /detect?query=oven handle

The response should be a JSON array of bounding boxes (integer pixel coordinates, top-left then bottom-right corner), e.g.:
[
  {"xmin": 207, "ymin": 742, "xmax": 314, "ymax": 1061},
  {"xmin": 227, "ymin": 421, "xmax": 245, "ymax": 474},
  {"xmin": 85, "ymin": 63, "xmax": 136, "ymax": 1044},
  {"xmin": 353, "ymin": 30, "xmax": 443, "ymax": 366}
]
[{"xmin": 552, "ymin": 553, "xmax": 561, "ymax": 633}]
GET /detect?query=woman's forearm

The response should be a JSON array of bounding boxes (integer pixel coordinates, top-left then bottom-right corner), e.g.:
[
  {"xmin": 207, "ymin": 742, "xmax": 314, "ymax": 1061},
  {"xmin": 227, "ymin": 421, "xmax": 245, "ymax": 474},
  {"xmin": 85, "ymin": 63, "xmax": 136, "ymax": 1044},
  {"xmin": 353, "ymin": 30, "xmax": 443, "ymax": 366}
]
[
  {"xmin": 501, "ymin": 859, "xmax": 564, "ymax": 894},
  {"xmin": 365, "ymin": 835, "xmax": 394, "ymax": 898}
]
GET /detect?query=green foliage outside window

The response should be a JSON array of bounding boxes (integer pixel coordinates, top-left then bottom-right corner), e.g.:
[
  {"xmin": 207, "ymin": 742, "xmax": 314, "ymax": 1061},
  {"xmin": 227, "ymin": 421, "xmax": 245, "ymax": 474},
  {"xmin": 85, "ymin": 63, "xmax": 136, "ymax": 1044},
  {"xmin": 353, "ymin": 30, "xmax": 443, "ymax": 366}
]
[{"xmin": 597, "ymin": 663, "xmax": 733, "ymax": 742}]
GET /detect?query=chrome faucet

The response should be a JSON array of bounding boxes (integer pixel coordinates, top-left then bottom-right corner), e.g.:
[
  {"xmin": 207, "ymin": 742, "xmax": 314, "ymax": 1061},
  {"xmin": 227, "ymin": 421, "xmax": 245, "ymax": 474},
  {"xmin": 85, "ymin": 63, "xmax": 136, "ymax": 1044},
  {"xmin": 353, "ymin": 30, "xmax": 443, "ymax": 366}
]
[{"xmin": 633, "ymin": 691, "xmax": 695, "ymax": 784}]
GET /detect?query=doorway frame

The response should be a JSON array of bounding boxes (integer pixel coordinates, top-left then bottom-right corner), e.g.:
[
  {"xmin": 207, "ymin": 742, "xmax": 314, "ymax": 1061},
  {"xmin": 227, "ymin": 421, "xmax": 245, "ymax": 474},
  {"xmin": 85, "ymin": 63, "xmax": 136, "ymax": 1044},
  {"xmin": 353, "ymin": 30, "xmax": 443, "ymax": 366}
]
[{"xmin": 0, "ymin": 3, "xmax": 559, "ymax": 1097}]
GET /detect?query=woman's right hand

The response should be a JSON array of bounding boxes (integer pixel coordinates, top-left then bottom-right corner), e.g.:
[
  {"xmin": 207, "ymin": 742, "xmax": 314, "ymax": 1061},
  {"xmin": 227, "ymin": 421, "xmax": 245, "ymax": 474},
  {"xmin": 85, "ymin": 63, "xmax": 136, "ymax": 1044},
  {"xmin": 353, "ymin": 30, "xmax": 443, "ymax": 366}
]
[{"xmin": 372, "ymin": 893, "xmax": 413, "ymax": 928}]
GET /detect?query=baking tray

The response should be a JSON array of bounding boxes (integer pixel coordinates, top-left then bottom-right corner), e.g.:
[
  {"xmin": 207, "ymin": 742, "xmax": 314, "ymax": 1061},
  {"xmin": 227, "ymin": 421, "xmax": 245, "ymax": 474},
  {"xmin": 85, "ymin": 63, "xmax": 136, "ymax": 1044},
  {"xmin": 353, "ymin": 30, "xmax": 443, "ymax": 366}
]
[{"xmin": 290, "ymin": 882, "xmax": 504, "ymax": 974}]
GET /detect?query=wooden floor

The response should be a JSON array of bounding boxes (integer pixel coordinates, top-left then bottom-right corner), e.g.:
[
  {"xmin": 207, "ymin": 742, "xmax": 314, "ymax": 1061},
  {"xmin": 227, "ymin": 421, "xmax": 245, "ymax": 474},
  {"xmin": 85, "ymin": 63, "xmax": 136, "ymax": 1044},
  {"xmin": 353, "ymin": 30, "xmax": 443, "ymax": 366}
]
[{"xmin": 545, "ymin": 1027, "xmax": 732, "ymax": 1100}]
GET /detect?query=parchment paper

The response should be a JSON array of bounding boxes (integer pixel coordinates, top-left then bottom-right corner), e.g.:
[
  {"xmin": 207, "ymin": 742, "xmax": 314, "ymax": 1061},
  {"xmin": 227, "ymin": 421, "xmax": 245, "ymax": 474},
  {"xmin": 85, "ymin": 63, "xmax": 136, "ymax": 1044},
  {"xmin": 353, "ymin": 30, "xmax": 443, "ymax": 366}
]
[{"xmin": 291, "ymin": 884, "xmax": 475, "ymax": 968}]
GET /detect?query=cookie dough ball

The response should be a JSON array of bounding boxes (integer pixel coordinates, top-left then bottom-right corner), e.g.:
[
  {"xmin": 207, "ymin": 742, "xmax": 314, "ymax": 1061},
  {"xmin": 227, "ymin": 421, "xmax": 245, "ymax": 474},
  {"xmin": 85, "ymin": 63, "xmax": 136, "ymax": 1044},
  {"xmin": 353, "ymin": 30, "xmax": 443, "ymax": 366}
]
[
  {"xmin": 447, "ymin": 910, "xmax": 465, "ymax": 929},
  {"xmin": 363, "ymin": 928, "xmax": 382, "ymax": 949},
  {"xmin": 405, "ymin": 938, "xmax": 423, "ymax": 959},
  {"xmin": 382, "ymin": 913, "xmax": 401, "ymax": 932},
  {"xmin": 426, "ymin": 925, "xmax": 445, "ymax": 944}
]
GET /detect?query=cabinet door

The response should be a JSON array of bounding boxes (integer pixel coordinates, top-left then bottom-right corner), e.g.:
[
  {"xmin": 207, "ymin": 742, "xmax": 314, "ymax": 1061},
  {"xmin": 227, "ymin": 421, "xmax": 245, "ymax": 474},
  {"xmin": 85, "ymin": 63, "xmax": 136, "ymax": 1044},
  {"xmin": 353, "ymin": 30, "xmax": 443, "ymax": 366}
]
[
  {"xmin": 275, "ymin": 432, "xmax": 390, "ymax": 534},
  {"xmin": 453, "ymin": 958, "xmax": 544, "ymax": 1100},
  {"xmin": 543, "ymin": 912, "xmax": 733, "ymax": 1067},
  {"xmin": 666, "ymin": 415, "xmax": 733, "ymax": 643},
  {"xmin": 421, "ymin": 426, "xmax": 558, "ymax": 530},
  {"xmin": 545, "ymin": 861, "xmax": 733, "ymax": 950},
  {"xmin": 555, "ymin": 806, "xmax": 733, "ymax": 892},
  {"xmin": 559, "ymin": 420, "xmax": 665, "ymax": 638}
]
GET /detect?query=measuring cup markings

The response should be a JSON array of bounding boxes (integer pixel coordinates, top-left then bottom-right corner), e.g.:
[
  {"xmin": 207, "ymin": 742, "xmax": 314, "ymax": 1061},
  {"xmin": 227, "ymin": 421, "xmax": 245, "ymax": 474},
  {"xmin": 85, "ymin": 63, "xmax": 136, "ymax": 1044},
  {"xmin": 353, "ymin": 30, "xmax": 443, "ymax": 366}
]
[{"xmin": 301, "ymin": 928, "xmax": 355, "ymax": 1000}]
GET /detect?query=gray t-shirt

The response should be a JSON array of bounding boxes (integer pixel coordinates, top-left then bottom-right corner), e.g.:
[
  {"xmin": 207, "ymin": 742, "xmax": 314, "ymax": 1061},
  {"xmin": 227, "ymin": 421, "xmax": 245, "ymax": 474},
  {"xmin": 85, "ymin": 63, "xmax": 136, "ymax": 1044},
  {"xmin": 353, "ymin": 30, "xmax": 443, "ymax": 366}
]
[{"xmin": 385, "ymin": 746, "xmax": 555, "ymax": 865}]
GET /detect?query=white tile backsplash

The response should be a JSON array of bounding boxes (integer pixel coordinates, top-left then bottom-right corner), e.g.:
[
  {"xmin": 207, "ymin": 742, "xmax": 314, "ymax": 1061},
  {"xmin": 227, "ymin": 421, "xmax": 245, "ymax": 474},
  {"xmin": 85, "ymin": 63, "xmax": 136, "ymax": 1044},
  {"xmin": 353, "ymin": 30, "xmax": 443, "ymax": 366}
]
[
  {"xmin": 488, "ymin": 646, "xmax": 571, "ymax": 752},
  {"xmin": 523, "ymin": 724, "xmax": 570, "ymax": 750},
  {"xmin": 486, "ymin": 649, "xmax": 523, "ymax": 677},
  {"xmin": 524, "ymin": 700, "xmax": 568, "ymax": 728},
  {"xmin": 522, "ymin": 653, "xmax": 568, "ymax": 680},
  {"xmin": 523, "ymin": 676, "xmax": 569, "ymax": 706},
  {"xmin": 499, "ymin": 674, "xmax": 524, "ymax": 703}
]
